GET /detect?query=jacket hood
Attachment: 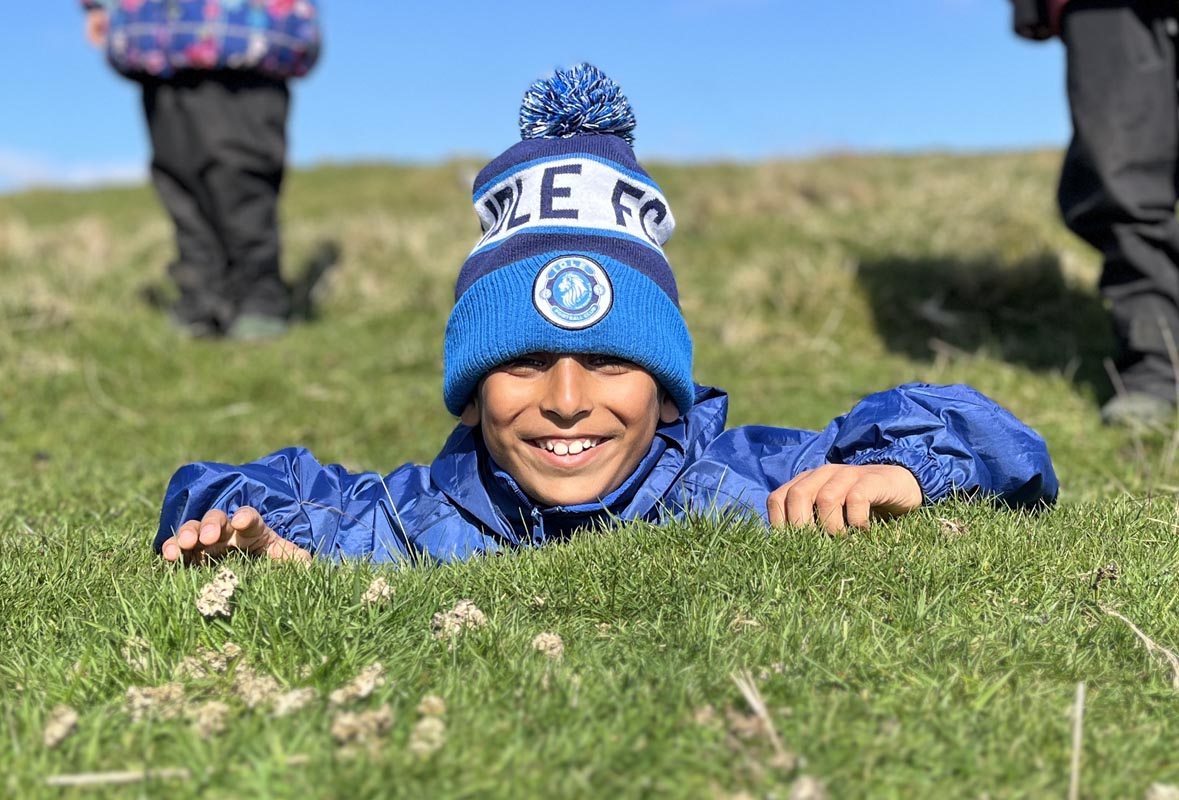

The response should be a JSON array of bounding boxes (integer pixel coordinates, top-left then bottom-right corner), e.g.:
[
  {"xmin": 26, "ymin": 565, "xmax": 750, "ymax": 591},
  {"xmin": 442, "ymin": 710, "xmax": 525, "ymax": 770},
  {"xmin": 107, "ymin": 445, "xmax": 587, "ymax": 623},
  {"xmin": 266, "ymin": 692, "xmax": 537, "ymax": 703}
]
[{"xmin": 428, "ymin": 384, "xmax": 729, "ymax": 542}]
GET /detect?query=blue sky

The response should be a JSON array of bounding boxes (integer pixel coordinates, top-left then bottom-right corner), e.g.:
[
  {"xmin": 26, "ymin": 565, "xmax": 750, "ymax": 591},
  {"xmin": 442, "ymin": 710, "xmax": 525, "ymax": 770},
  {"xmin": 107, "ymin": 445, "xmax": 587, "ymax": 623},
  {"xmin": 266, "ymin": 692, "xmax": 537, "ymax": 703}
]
[{"xmin": 0, "ymin": 1, "xmax": 1068, "ymax": 194}]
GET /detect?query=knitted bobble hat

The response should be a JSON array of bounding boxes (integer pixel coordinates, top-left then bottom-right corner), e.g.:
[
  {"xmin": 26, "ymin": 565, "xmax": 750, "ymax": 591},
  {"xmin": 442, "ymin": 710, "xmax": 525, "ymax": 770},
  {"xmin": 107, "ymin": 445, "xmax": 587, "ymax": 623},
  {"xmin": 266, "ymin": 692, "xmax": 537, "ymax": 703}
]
[{"xmin": 442, "ymin": 63, "xmax": 693, "ymax": 417}]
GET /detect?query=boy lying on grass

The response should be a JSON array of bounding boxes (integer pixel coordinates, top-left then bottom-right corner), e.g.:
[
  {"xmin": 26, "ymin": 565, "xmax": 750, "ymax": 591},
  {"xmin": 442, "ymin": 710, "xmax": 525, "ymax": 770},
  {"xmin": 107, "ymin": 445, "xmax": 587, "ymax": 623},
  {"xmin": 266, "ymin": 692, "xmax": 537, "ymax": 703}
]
[{"xmin": 157, "ymin": 64, "xmax": 1058, "ymax": 566}]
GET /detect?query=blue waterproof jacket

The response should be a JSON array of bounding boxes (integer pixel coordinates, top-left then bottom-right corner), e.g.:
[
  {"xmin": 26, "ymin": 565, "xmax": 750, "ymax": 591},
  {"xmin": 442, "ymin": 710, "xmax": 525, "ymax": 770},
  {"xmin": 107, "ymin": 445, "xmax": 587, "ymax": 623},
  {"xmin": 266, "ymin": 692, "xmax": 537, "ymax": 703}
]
[{"xmin": 155, "ymin": 383, "xmax": 1058, "ymax": 563}]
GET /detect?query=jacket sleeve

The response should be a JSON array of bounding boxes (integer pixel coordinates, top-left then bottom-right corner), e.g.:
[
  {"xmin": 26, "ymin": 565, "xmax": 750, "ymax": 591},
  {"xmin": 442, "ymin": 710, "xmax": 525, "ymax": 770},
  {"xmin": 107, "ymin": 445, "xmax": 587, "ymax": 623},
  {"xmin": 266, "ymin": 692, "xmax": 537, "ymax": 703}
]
[
  {"xmin": 683, "ymin": 382, "xmax": 1057, "ymax": 516},
  {"xmin": 154, "ymin": 447, "xmax": 479, "ymax": 563},
  {"xmin": 799, "ymin": 382, "xmax": 1058, "ymax": 508}
]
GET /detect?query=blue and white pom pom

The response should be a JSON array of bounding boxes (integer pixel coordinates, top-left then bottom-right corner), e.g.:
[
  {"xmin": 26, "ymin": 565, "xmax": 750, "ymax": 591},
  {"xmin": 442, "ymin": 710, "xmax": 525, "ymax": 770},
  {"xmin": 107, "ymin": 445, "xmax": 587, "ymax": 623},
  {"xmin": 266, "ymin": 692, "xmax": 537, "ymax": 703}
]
[{"xmin": 518, "ymin": 63, "xmax": 637, "ymax": 145}]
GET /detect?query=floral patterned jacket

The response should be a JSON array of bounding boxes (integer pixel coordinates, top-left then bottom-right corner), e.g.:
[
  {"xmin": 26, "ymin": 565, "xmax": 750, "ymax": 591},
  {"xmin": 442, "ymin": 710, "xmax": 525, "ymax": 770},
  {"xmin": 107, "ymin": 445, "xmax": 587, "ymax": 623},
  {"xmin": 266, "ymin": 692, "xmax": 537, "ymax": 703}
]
[{"xmin": 82, "ymin": 0, "xmax": 320, "ymax": 80}]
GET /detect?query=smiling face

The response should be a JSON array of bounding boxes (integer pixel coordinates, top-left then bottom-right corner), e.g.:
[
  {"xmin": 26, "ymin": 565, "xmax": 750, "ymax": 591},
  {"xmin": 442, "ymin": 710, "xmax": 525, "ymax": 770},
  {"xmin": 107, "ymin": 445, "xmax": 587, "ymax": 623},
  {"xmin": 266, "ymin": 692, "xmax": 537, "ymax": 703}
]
[{"xmin": 461, "ymin": 353, "xmax": 681, "ymax": 507}]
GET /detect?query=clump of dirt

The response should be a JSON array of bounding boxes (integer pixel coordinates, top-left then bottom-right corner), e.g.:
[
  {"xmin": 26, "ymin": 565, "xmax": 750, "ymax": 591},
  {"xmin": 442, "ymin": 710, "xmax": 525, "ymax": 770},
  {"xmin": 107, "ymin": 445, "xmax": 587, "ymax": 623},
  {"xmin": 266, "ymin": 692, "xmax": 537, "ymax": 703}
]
[
  {"xmin": 361, "ymin": 577, "xmax": 394, "ymax": 606},
  {"xmin": 329, "ymin": 663, "xmax": 386, "ymax": 706},
  {"xmin": 232, "ymin": 663, "xmax": 282, "ymax": 710},
  {"xmin": 121, "ymin": 636, "xmax": 152, "ymax": 672},
  {"xmin": 174, "ymin": 656, "xmax": 207, "ymax": 680},
  {"xmin": 125, "ymin": 683, "xmax": 186, "ymax": 722},
  {"xmin": 431, "ymin": 599, "xmax": 487, "ymax": 641},
  {"xmin": 937, "ymin": 517, "xmax": 968, "ymax": 538},
  {"xmin": 531, "ymin": 632, "xmax": 564, "ymax": 661},
  {"xmin": 416, "ymin": 694, "xmax": 446, "ymax": 717},
  {"xmin": 408, "ymin": 716, "xmax": 447, "ymax": 758},
  {"xmin": 175, "ymin": 642, "xmax": 242, "ymax": 680},
  {"xmin": 196, "ymin": 568, "xmax": 240, "ymax": 618},
  {"xmin": 788, "ymin": 775, "xmax": 828, "ymax": 800},
  {"xmin": 42, "ymin": 705, "xmax": 78, "ymax": 748},
  {"xmin": 121, "ymin": 643, "xmax": 318, "ymax": 738},
  {"xmin": 330, "ymin": 705, "xmax": 393, "ymax": 747},
  {"xmin": 187, "ymin": 700, "xmax": 230, "ymax": 739},
  {"xmin": 408, "ymin": 691, "xmax": 447, "ymax": 758},
  {"xmin": 272, "ymin": 688, "xmax": 317, "ymax": 718}
]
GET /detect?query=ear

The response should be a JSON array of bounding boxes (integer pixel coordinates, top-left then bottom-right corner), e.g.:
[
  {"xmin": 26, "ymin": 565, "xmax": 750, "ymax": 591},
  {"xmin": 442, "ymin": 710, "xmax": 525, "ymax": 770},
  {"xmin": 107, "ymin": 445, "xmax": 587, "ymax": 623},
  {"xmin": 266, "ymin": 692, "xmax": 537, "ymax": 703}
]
[
  {"xmin": 659, "ymin": 395, "xmax": 680, "ymax": 424},
  {"xmin": 460, "ymin": 399, "xmax": 480, "ymax": 427}
]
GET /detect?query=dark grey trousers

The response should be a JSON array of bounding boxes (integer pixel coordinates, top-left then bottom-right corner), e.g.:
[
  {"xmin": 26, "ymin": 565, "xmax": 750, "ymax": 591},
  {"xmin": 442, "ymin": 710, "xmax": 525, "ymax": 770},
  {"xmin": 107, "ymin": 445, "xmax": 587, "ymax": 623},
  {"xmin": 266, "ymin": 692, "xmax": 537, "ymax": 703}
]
[
  {"xmin": 1059, "ymin": 0, "xmax": 1179, "ymax": 398},
  {"xmin": 142, "ymin": 71, "xmax": 292, "ymax": 331}
]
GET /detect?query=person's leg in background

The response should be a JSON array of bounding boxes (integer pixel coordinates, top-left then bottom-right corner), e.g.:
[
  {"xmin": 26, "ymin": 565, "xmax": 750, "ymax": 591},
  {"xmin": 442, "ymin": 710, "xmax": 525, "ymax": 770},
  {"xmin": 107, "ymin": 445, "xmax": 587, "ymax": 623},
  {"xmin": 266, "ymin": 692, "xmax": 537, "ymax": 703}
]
[
  {"xmin": 195, "ymin": 72, "xmax": 293, "ymax": 339},
  {"xmin": 1058, "ymin": 0, "xmax": 1179, "ymax": 425},
  {"xmin": 141, "ymin": 74, "xmax": 234, "ymax": 336}
]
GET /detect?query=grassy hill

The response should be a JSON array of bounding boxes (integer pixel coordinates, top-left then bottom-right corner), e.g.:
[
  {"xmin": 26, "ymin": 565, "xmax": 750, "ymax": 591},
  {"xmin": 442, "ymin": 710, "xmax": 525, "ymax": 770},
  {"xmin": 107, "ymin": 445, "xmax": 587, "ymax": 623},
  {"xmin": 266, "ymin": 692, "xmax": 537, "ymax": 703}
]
[{"xmin": 2, "ymin": 154, "xmax": 1178, "ymax": 798}]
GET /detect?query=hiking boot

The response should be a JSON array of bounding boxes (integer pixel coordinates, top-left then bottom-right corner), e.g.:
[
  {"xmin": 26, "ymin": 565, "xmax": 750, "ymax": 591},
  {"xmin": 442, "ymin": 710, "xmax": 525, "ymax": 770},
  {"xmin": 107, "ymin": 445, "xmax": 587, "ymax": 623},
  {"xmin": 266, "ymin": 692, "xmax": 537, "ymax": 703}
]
[
  {"xmin": 1100, "ymin": 392, "xmax": 1176, "ymax": 428},
  {"xmin": 226, "ymin": 314, "xmax": 289, "ymax": 341}
]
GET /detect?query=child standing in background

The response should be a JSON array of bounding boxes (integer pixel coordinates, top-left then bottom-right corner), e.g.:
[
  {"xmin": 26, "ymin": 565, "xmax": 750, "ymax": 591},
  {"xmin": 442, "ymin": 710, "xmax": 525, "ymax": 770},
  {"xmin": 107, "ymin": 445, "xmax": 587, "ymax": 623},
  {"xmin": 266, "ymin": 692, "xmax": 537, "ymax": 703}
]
[
  {"xmin": 1012, "ymin": 0, "xmax": 1179, "ymax": 426},
  {"xmin": 82, "ymin": 0, "xmax": 321, "ymax": 340}
]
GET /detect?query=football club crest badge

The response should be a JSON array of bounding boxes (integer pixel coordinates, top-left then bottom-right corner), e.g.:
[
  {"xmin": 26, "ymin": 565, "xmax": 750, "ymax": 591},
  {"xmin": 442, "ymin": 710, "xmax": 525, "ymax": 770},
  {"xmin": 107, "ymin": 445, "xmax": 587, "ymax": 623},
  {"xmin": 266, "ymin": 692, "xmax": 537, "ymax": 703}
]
[{"xmin": 532, "ymin": 255, "xmax": 613, "ymax": 329}]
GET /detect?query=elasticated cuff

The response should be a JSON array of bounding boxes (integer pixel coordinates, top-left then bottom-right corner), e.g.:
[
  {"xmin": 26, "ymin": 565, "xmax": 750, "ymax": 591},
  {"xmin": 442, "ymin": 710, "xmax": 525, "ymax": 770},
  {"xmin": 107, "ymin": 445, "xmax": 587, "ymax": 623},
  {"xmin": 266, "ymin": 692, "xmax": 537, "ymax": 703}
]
[{"xmin": 846, "ymin": 445, "xmax": 952, "ymax": 504}]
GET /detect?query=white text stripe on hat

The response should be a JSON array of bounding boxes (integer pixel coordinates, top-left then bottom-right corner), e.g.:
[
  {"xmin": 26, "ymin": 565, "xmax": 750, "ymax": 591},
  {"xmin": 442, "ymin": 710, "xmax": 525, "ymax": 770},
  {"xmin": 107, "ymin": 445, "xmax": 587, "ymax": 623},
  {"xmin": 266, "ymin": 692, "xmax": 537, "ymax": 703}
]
[{"xmin": 470, "ymin": 156, "xmax": 675, "ymax": 257}]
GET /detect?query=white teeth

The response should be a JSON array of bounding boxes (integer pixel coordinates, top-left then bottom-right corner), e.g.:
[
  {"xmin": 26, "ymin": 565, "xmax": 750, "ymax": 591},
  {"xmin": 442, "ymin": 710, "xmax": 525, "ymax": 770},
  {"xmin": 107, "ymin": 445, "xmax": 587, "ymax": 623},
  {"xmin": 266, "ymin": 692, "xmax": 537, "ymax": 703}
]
[{"xmin": 541, "ymin": 438, "xmax": 599, "ymax": 455}]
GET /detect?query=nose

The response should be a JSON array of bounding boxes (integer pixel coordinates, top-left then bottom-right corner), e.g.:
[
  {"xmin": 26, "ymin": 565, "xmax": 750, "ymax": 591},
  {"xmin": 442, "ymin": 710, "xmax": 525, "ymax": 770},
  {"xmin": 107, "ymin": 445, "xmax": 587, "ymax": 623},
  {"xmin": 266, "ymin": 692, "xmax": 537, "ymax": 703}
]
[{"xmin": 540, "ymin": 357, "xmax": 592, "ymax": 421}]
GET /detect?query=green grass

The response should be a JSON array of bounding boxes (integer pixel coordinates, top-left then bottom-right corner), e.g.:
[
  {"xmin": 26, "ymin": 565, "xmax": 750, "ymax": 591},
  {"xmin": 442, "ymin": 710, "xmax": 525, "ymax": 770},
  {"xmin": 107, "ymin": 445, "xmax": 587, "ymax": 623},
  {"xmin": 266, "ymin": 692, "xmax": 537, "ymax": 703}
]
[{"xmin": 3, "ymin": 153, "xmax": 1179, "ymax": 798}]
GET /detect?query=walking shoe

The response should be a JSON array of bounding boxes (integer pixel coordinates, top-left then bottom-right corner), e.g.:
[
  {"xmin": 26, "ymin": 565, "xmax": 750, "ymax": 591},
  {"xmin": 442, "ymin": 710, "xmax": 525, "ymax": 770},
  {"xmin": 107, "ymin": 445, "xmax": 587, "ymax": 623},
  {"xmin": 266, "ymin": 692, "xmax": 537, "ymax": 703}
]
[
  {"xmin": 164, "ymin": 308, "xmax": 222, "ymax": 339},
  {"xmin": 1099, "ymin": 392, "xmax": 1176, "ymax": 428},
  {"xmin": 171, "ymin": 317, "xmax": 221, "ymax": 339},
  {"xmin": 226, "ymin": 314, "xmax": 289, "ymax": 341}
]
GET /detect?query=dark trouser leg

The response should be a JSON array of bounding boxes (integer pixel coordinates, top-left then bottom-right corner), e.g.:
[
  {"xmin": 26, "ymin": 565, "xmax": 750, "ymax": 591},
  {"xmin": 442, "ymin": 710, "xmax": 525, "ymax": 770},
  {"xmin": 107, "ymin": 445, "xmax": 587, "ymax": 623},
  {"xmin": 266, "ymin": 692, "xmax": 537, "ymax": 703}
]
[
  {"xmin": 142, "ymin": 78, "xmax": 233, "ymax": 332},
  {"xmin": 195, "ymin": 73, "xmax": 292, "ymax": 322},
  {"xmin": 1059, "ymin": 0, "xmax": 1179, "ymax": 399}
]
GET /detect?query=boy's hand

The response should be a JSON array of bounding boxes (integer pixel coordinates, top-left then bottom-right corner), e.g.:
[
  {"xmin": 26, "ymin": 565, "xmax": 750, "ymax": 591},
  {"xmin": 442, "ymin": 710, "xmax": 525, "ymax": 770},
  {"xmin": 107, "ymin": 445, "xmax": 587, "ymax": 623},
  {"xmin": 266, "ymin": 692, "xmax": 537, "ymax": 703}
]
[
  {"xmin": 768, "ymin": 464, "xmax": 922, "ymax": 534},
  {"xmin": 160, "ymin": 507, "xmax": 311, "ymax": 565},
  {"xmin": 85, "ymin": 9, "xmax": 109, "ymax": 48}
]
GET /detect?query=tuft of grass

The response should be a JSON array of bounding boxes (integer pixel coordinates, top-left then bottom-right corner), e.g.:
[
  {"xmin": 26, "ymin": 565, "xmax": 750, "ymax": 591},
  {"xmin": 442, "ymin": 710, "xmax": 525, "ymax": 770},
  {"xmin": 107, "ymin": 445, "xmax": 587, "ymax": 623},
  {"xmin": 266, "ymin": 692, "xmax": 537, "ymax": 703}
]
[{"xmin": 3, "ymin": 153, "xmax": 1179, "ymax": 797}]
